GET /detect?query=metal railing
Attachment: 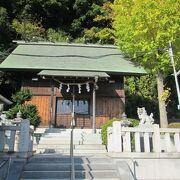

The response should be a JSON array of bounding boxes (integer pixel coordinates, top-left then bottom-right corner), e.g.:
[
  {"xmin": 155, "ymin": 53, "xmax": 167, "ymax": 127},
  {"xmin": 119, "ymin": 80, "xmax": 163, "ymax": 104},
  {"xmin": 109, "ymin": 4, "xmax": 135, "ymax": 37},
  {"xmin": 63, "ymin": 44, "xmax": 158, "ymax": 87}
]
[
  {"xmin": 0, "ymin": 157, "xmax": 10, "ymax": 179},
  {"xmin": 70, "ymin": 89, "xmax": 75, "ymax": 180},
  {"xmin": 70, "ymin": 127, "xmax": 75, "ymax": 180}
]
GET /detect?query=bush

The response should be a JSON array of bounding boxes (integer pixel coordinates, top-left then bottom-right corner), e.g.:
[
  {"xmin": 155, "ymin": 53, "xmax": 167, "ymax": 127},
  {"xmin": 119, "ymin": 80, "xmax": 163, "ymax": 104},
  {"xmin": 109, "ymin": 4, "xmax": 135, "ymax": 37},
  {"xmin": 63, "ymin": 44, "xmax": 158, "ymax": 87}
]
[
  {"xmin": 168, "ymin": 122, "xmax": 180, "ymax": 128},
  {"xmin": 12, "ymin": 89, "xmax": 32, "ymax": 105},
  {"xmin": 6, "ymin": 89, "xmax": 41, "ymax": 128},
  {"xmin": 6, "ymin": 104, "xmax": 41, "ymax": 128},
  {"xmin": 101, "ymin": 118, "xmax": 139, "ymax": 145}
]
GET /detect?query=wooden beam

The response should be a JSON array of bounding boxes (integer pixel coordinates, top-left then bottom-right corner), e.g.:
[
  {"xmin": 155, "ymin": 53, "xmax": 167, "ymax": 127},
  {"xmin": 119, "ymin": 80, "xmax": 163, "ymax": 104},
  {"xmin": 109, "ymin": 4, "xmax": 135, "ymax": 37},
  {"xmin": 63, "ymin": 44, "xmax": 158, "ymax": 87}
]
[
  {"xmin": 92, "ymin": 85, "xmax": 96, "ymax": 134},
  {"xmin": 49, "ymin": 80, "xmax": 54, "ymax": 128}
]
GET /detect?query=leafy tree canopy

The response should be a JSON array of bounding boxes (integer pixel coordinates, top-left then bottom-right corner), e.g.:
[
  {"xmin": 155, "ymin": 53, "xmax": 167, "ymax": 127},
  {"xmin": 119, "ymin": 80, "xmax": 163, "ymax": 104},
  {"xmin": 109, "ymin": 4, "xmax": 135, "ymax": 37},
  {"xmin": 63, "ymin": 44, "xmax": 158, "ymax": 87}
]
[{"xmin": 113, "ymin": 0, "xmax": 180, "ymax": 75}]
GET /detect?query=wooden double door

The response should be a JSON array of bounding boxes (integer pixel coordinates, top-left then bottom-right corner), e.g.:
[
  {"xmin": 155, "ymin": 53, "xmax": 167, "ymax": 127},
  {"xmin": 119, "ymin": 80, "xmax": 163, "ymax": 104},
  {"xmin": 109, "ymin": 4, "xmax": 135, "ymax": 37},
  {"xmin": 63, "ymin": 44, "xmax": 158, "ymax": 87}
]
[{"xmin": 55, "ymin": 97, "xmax": 92, "ymax": 128}]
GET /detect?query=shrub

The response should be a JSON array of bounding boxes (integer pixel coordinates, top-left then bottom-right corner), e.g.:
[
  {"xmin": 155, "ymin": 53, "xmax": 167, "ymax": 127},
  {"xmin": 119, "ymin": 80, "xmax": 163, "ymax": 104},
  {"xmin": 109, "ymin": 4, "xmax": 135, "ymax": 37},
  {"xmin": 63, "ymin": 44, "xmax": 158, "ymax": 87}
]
[
  {"xmin": 6, "ymin": 89, "xmax": 41, "ymax": 128},
  {"xmin": 101, "ymin": 118, "xmax": 139, "ymax": 145},
  {"xmin": 12, "ymin": 89, "xmax": 32, "ymax": 105},
  {"xmin": 6, "ymin": 104, "xmax": 41, "ymax": 128},
  {"xmin": 168, "ymin": 122, "xmax": 180, "ymax": 128}
]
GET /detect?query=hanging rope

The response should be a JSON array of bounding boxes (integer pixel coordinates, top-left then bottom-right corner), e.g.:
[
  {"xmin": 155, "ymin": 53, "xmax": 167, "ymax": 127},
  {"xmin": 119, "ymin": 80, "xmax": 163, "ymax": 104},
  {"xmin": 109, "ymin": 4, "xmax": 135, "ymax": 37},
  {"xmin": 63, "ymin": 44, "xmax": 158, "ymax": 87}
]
[
  {"xmin": 53, "ymin": 77, "xmax": 95, "ymax": 93},
  {"xmin": 53, "ymin": 77, "xmax": 95, "ymax": 85}
]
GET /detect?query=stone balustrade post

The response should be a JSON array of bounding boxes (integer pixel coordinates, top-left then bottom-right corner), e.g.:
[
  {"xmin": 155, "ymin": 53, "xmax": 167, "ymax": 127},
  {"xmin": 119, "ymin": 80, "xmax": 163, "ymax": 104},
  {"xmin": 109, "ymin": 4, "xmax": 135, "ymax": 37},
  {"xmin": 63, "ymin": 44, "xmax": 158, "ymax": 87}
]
[
  {"xmin": 144, "ymin": 132, "xmax": 150, "ymax": 152},
  {"xmin": 112, "ymin": 121, "xmax": 122, "ymax": 152},
  {"xmin": 174, "ymin": 133, "xmax": 180, "ymax": 152},
  {"xmin": 8, "ymin": 130, "xmax": 16, "ymax": 152},
  {"xmin": 135, "ymin": 132, "xmax": 141, "ymax": 152},
  {"xmin": 165, "ymin": 133, "xmax": 171, "ymax": 152},
  {"xmin": 14, "ymin": 131, "xmax": 20, "ymax": 151},
  {"xmin": 107, "ymin": 127, "xmax": 113, "ymax": 152},
  {"xmin": 124, "ymin": 131, "xmax": 131, "ymax": 152},
  {"xmin": 0, "ymin": 129, "xmax": 5, "ymax": 151},
  {"xmin": 29, "ymin": 128, "xmax": 34, "ymax": 152},
  {"xmin": 153, "ymin": 124, "xmax": 161, "ymax": 153},
  {"xmin": 18, "ymin": 119, "xmax": 30, "ymax": 152}
]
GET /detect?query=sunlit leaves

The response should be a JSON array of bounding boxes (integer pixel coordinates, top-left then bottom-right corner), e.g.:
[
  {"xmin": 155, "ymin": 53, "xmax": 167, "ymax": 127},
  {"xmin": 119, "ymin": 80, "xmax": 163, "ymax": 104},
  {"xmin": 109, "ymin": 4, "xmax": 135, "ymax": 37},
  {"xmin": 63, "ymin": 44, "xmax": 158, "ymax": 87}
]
[{"xmin": 113, "ymin": 0, "xmax": 179, "ymax": 75}]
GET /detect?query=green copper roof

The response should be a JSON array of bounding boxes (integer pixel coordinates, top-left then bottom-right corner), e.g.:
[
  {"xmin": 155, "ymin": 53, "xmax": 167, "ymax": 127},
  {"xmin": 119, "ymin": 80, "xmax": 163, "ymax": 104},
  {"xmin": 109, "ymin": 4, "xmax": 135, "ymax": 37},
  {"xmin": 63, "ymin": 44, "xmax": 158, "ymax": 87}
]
[
  {"xmin": 38, "ymin": 70, "xmax": 109, "ymax": 78},
  {"xmin": 0, "ymin": 41, "xmax": 146, "ymax": 75}
]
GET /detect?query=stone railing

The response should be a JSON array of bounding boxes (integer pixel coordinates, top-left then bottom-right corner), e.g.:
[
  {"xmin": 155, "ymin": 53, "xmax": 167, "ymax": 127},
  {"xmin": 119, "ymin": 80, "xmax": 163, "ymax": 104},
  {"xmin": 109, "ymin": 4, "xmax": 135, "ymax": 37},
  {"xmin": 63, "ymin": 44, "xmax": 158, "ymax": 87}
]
[
  {"xmin": 0, "ymin": 119, "xmax": 34, "ymax": 156},
  {"xmin": 107, "ymin": 121, "xmax": 180, "ymax": 153}
]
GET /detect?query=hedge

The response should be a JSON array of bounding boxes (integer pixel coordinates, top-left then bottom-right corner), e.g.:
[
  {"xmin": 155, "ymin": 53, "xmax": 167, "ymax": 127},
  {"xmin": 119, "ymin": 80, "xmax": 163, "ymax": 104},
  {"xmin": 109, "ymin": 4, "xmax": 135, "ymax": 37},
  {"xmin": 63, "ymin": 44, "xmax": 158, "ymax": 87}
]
[{"xmin": 101, "ymin": 118, "xmax": 139, "ymax": 145}]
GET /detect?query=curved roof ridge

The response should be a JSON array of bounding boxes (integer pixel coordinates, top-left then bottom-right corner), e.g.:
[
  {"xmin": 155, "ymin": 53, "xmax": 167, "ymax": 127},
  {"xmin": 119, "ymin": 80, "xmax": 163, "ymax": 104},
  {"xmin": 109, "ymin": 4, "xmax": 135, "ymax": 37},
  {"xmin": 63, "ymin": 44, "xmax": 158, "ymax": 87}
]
[{"xmin": 13, "ymin": 40, "xmax": 117, "ymax": 49}]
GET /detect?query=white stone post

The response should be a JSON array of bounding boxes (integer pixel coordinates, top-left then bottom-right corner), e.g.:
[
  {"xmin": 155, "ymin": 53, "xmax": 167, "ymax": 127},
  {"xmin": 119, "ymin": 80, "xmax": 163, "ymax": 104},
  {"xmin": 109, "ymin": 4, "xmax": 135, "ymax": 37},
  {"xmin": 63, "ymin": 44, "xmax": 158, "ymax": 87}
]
[
  {"xmin": 124, "ymin": 131, "xmax": 131, "ymax": 152},
  {"xmin": 107, "ymin": 127, "xmax": 113, "ymax": 152},
  {"xmin": 28, "ymin": 130, "xmax": 34, "ymax": 152},
  {"xmin": 144, "ymin": 132, "xmax": 150, "ymax": 152},
  {"xmin": 165, "ymin": 133, "xmax": 171, "ymax": 152},
  {"xmin": 0, "ymin": 130, "xmax": 5, "ymax": 151},
  {"xmin": 174, "ymin": 133, "xmax": 180, "ymax": 152},
  {"xmin": 153, "ymin": 124, "xmax": 161, "ymax": 153},
  {"xmin": 14, "ymin": 131, "xmax": 20, "ymax": 152},
  {"xmin": 112, "ymin": 121, "xmax": 122, "ymax": 152},
  {"xmin": 8, "ymin": 130, "xmax": 16, "ymax": 151},
  {"xmin": 135, "ymin": 132, "xmax": 141, "ymax": 152},
  {"xmin": 19, "ymin": 119, "xmax": 30, "ymax": 152}
]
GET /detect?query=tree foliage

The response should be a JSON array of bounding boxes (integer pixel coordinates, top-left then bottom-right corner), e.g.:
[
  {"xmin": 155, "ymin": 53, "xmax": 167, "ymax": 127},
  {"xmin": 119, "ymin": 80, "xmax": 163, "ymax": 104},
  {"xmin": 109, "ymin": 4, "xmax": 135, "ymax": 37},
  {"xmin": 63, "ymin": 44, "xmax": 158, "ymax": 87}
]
[
  {"xmin": 113, "ymin": 0, "xmax": 179, "ymax": 74},
  {"xmin": 6, "ymin": 89, "xmax": 41, "ymax": 127},
  {"xmin": 112, "ymin": 0, "xmax": 180, "ymax": 126},
  {"xmin": 0, "ymin": 0, "xmax": 110, "ymax": 46}
]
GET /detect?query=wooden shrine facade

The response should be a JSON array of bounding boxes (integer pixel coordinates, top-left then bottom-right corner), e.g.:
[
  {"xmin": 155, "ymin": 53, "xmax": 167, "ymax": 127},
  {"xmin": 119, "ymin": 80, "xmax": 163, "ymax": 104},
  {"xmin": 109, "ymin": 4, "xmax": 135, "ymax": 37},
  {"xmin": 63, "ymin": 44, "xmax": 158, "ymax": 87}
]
[
  {"xmin": 23, "ymin": 73, "xmax": 125, "ymax": 128},
  {"xmin": 0, "ymin": 41, "xmax": 146, "ymax": 129}
]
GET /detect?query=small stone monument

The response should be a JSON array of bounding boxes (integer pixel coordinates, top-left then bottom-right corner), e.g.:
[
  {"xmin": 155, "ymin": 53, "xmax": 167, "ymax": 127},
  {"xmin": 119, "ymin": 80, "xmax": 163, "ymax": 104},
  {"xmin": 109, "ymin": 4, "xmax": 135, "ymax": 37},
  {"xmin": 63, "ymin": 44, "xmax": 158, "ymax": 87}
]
[
  {"xmin": 11, "ymin": 111, "xmax": 23, "ymax": 125},
  {"xmin": 121, "ymin": 112, "xmax": 132, "ymax": 127}
]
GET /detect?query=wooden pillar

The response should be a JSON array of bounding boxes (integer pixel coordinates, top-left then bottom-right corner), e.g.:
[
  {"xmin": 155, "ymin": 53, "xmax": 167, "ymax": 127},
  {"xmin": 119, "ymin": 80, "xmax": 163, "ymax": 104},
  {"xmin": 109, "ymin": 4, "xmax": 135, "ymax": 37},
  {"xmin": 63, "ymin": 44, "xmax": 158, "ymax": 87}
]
[
  {"xmin": 71, "ymin": 86, "xmax": 75, "ymax": 127},
  {"xmin": 92, "ymin": 85, "xmax": 96, "ymax": 134},
  {"xmin": 49, "ymin": 80, "xmax": 54, "ymax": 128}
]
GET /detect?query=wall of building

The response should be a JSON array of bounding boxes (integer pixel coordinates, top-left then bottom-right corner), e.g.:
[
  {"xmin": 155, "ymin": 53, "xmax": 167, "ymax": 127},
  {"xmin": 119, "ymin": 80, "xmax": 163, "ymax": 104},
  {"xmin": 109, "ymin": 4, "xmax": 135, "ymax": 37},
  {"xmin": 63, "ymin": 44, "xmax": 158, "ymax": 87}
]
[{"xmin": 22, "ymin": 76, "xmax": 125, "ymax": 128}]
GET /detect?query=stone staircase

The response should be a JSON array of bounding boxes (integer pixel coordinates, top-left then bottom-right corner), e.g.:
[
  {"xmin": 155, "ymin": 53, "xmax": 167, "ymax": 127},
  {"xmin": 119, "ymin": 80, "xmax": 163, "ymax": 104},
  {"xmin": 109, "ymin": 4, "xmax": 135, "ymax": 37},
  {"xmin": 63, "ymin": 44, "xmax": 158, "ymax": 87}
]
[
  {"xmin": 34, "ymin": 129, "xmax": 107, "ymax": 155},
  {"xmin": 19, "ymin": 129, "xmax": 121, "ymax": 179},
  {"xmin": 18, "ymin": 129, "xmax": 135, "ymax": 180},
  {"xmin": 20, "ymin": 154, "xmax": 121, "ymax": 179}
]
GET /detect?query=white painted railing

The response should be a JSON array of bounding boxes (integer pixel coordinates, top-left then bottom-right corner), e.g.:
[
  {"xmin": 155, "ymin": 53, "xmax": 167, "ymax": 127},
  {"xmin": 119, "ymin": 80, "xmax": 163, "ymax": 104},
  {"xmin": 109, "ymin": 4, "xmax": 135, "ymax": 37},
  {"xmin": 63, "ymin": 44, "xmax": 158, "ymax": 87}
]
[
  {"xmin": 107, "ymin": 121, "xmax": 180, "ymax": 153},
  {"xmin": 0, "ymin": 119, "xmax": 34, "ymax": 154}
]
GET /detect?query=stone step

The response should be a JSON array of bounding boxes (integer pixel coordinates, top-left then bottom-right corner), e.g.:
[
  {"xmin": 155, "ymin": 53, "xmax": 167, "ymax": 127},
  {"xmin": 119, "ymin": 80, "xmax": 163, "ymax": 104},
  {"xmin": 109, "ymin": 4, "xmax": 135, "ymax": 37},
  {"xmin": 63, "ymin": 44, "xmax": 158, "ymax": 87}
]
[
  {"xmin": 35, "ymin": 149, "xmax": 107, "ymax": 154},
  {"xmin": 23, "ymin": 178, "xmax": 120, "ymax": 180},
  {"xmin": 36, "ymin": 144, "xmax": 105, "ymax": 150},
  {"xmin": 21, "ymin": 170, "xmax": 119, "ymax": 179},
  {"xmin": 42, "ymin": 135, "xmax": 102, "ymax": 139},
  {"xmin": 24, "ymin": 163, "xmax": 116, "ymax": 171},
  {"xmin": 40, "ymin": 136, "xmax": 102, "ymax": 140},
  {"xmin": 38, "ymin": 128, "xmax": 101, "ymax": 133},
  {"xmin": 29, "ymin": 156, "xmax": 112, "ymax": 164},
  {"xmin": 38, "ymin": 140, "xmax": 102, "ymax": 145}
]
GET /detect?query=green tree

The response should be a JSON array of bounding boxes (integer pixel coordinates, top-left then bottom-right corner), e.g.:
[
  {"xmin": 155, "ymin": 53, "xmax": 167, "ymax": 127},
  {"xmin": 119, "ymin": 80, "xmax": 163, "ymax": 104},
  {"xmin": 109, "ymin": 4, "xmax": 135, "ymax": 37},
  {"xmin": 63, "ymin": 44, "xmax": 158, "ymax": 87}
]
[
  {"xmin": 12, "ymin": 19, "xmax": 45, "ymax": 41},
  {"xmin": 0, "ymin": 7, "xmax": 12, "ymax": 50},
  {"xmin": 113, "ymin": 0, "xmax": 179, "ymax": 127},
  {"xmin": 6, "ymin": 89, "xmax": 41, "ymax": 128}
]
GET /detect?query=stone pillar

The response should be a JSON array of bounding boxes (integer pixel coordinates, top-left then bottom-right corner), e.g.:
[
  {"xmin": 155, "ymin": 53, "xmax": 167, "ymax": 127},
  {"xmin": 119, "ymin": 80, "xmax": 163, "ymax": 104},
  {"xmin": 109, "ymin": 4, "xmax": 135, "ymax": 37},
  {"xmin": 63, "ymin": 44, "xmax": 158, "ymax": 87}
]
[
  {"xmin": 8, "ymin": 130, "xmax": 16, "ymax": 152},
  {"xmin": 107, "ymin": 127, "xmax": 113, "ymax": 152},
  {"xmin": 124, "ymin": 131, "xmax": 131, "ymax": 152},
  {"xmin": 135, "ymin": 132, "xmax": 141, "ymax": 152},
  {"xmin": 113, "ymin": 121, "xmax": 122, "ymax": 152},
  {"xmin": 174, "ymin": 133, "xmax": 180, "ymax": 152},
  {"xmin": 0, "ymin": 130, "xmax": 5, "ymax": 151},
  {"xmin": 165, "ymin": 133, "xmax": 171, "ymax": 152},
  {"xmin": 144, "ymin": 132, "xmax": 150, "ymax": 152},
  {"xmin": 19, "ymin": 119, "xmax": 30, "ymax": 152},
  {"xmin": 153, "ymin": 124, "xmax": 161, "ymax": 152},
  {"xmin": 14, "ymin": 131, "xmax": 20, "ymax": 152}
]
